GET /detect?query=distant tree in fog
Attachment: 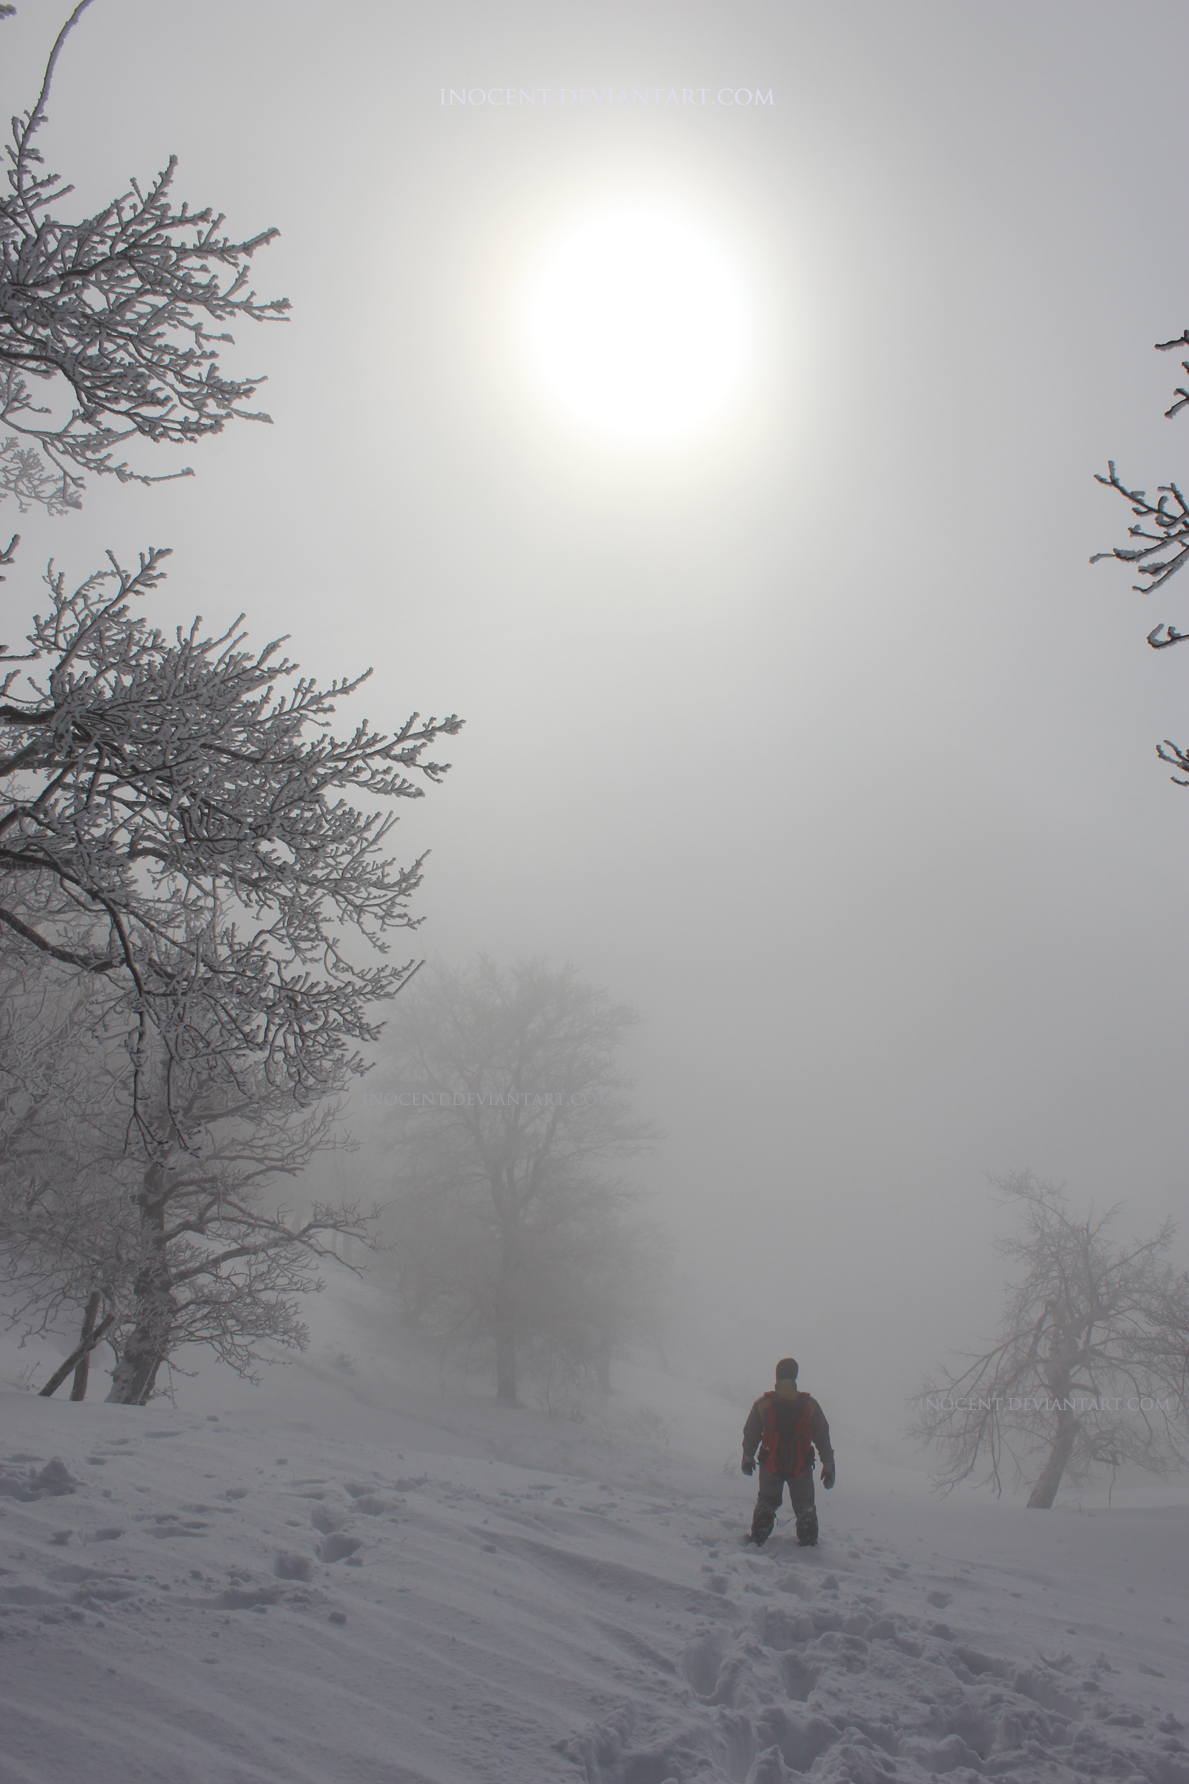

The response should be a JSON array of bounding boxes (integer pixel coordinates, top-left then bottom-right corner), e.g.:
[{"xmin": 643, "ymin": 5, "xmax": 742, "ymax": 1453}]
[
  {"xmin": 1, "ymin": 1, "xmax": 287, "ymax": 514},
  {"xmin": 375, "ymin": 958, "xmax": 666, "ymax": 1407},
  {"xmin": 1093, "ymin": 322, "xmax": 1189, "ymax": 785},
  {"xmin": 912, "ymin": 1172, "xmax": 1189, "ymax": 1507},
  {"xmin": 0, "ymin": 546, "xmax": 462, "ymax": 1400}
]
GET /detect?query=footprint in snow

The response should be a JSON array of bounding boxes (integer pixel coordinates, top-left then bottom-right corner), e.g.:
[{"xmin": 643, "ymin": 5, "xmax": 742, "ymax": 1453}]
[
  {"xmin": 148, "ymin": 1515, "xmax": 207, "ymax": 1539},
  {"xmin": 274, "ymin": 1553, "xmax": 315, "ymax": 1582},
  {"xmin": 319, "ymin": 1534, "xmax": 362, "ymax": 1564},
  {"xmin": 310, "ymin": 1504, "xmax": 346, "ymax": 1535}
]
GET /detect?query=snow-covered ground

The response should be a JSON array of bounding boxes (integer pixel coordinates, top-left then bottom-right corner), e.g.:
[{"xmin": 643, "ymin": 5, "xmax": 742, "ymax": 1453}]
[{"xmin": 2, "ymin": 1278, "xmax": 1187, "ymax": 1784}]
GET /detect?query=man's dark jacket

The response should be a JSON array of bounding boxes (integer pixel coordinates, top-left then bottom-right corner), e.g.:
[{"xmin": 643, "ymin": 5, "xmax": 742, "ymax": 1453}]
[{"xmin": 743, "ymin": 1379, "xmax": 834, "ymax": 1477}]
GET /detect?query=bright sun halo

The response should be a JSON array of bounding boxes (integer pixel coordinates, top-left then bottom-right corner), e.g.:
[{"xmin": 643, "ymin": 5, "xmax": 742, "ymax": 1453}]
[{"xmin": 530, "ymin": 211, "xmax": 748, "ymax": 440}]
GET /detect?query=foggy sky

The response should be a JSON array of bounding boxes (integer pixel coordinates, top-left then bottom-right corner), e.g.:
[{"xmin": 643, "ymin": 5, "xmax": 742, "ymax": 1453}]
[{"xmin": 5, "ymin": 0, "xmax": 1189, "ymax": 1448}]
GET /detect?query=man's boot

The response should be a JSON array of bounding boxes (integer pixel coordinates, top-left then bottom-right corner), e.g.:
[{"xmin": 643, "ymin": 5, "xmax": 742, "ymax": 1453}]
[
  {"xmin": 794, "ymin": 1507, "xmax": 818, "ymax": 1547},
  {"xmin": 750, "ymin": 1502, "xmax": 776, "ymax": 1548}
]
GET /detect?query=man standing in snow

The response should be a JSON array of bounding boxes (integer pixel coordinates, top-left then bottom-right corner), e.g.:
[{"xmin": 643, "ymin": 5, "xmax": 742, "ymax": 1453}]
[{"xmin": 741, "ymin": 1357, "xmax": 835, "ymax": 1547}]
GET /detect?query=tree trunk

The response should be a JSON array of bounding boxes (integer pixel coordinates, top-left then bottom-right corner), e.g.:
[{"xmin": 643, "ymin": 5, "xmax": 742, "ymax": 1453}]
[
  {"xmin": 493, "ymin": 1229, "xmax": 518, "ymax": 1404},
  {"xmin": 71, "ymin": 1290, "xmax": 102, "ymax": 1400},
  {"xmin": 595, "ymin": 1330, "xmax": 612, "ymax": 1394},
  {"xmin": 494, "ymin": 1320, "xmax": 516, "ymax": 1403},
  {"xmin": 106, "ymin": 1170, "xmax": 175, "ymax": 1405},
  {"xmin": 38, "ymin": 1304, "xmax": 115, "ymax": 1399},
  {"xmin": 1026, "ymin": 1412, "xmax": 1080, "ymax": 1508}
]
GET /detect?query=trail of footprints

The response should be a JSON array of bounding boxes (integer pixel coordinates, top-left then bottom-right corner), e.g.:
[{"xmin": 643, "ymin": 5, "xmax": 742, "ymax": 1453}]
[
  {"xmin": 0, "ymin": 1444, "xmax": 424, "ymax": 1628},
  {"xmin": 3, "ymin": 1445, "xmax": 1188, "ymax": 1783},
  {"xmin": 563, "ymin": 1519, "xmax": 1189, "ymax": 1784},
  {"xmin": 0, "ymin": 1439, "xmax": 626, "ymax": 1637}
]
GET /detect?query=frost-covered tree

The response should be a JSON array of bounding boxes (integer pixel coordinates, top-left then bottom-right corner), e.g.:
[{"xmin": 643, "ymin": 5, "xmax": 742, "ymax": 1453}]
[
  {"xmin": 912, "ymin": 1173, "xmax": 1189, "ymax": 1507},
  {"xmin": 0, "ymin": 548, "xmax": 461, "ymax": 1140},
  {"xmin": 0, "ymin": 550, "xmax": 462, "ymax": 1399},
  {"xmin": 0, "ymin": 4, "xmax": 430, "ymax": 1405},
  {"xmin": 102, "ymin": 1054, "xmax": 375, "ymax": 1405},
  {"xmin": 0, "ymin": 923, "xmax": 133, "ymax": 1392},
  {"xmin": 376, "ymin": 958, "xmax": 665, "ymax": 1405},
  {"xmin": 1, "ymin": 0, "xmax": 287, "ymax": 513},
  {"xmin": 1, "ymin": 921, "xmax": 374, "ymax": 1402}
]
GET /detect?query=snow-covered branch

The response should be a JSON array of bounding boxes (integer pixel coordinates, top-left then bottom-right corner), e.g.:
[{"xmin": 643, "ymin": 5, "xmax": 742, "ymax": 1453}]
[
  {"xmin": 0, "ymin": 551, "xmax": 462, "ymax": 1148},
  {"xmin": 1, "ymin": 2, "xmax": 288, "ymax": 509}
]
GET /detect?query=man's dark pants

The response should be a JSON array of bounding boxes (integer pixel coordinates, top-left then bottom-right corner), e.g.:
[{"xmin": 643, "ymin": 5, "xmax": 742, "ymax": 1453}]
[{"xmin": 751, "ymin": 1467, "xmax": 817, "ymax": 1546}]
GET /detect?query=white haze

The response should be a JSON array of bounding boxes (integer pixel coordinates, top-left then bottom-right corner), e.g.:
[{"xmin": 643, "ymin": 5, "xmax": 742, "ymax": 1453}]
[{"xmin": 4, "ymin": 2, "xmax": 1189, "ymax": 1455}]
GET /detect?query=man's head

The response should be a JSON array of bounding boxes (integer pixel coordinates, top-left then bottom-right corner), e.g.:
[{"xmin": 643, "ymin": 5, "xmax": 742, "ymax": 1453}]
[{"xmin": 775, "ymin": 1357, "xmax": 798, "ymax": 1383}]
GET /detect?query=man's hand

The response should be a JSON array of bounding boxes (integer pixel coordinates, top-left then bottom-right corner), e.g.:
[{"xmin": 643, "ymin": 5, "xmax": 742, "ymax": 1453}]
[
  {"xmin": 741, "ymin": 1455, "xmax": 756, "ymax": 1476},
  {"xmin": 821, "ymin": 1461, "xmax": 836, "ymax": 1490}
]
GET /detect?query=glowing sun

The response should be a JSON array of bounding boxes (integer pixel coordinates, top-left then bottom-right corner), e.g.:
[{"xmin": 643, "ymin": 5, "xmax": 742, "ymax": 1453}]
[{"xmin": 530, "ymin": 211, "xmax": 748, "ymax": 440}]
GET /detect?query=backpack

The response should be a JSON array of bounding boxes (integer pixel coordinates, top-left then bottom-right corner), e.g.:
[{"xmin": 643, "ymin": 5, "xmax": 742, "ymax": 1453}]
[{"xmin": 761, "ymin": 1390, "xmax": 816, "ymax": 1478}]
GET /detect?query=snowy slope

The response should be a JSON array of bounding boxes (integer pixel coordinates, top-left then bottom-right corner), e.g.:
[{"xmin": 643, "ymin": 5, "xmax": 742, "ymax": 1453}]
[{"xmin": 1, "ymin": 1280, "xmax": 1187, "ymax": 1784}]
